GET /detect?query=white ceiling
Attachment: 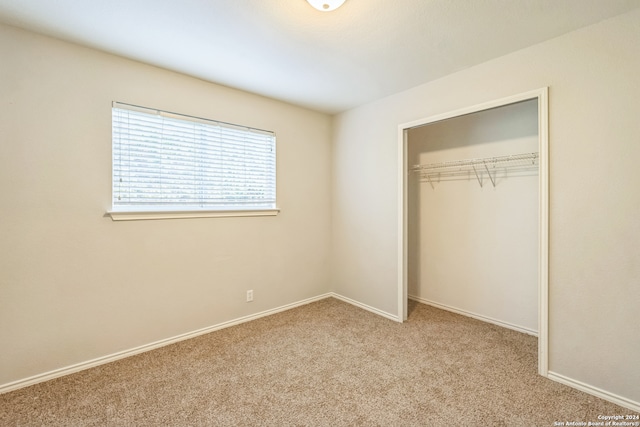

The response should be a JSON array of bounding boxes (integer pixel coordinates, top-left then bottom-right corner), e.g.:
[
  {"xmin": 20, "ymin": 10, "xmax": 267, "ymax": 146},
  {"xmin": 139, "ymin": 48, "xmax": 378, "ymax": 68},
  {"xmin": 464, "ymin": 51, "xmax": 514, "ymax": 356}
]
[{"xmin": 1, "ymin": 0, "xmax": 639, "ymax": 114}]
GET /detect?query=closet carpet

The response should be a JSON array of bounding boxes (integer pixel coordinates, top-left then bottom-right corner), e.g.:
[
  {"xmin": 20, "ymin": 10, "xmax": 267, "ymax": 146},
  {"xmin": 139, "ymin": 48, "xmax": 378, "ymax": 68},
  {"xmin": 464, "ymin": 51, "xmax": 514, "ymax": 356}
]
[{"xmin": 1, "ymin": 298, "xmax": 636, "ymax": 426}]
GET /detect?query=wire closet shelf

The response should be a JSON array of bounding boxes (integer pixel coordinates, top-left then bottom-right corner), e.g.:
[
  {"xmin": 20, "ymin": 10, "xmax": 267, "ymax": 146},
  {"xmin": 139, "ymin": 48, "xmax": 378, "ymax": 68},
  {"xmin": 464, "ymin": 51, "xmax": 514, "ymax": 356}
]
[{"xmin": 411, "ymin": 152, "xmax": 539, "ymax": 188}]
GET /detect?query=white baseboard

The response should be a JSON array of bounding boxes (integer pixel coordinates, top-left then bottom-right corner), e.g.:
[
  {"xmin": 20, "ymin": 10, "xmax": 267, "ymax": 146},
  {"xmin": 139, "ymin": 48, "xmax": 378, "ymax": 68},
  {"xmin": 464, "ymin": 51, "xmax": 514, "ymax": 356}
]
[
  {"xmin": 409, "ymin": 295, "xmax": 538, "ymax": 336},
  {"xmin": 330, "ymin": 292, "xmax": 401, "ymax": 322},
  {"xmin": 0, "ymin": 293, "xmax": 333, "ymax": 395},
  {"xmin": 4, "ymin": 293, "xmax": 638, "ymax": 414},
  {"xmin": 547, "ymin": 371, "xmax": 640, "ymax": 413}
]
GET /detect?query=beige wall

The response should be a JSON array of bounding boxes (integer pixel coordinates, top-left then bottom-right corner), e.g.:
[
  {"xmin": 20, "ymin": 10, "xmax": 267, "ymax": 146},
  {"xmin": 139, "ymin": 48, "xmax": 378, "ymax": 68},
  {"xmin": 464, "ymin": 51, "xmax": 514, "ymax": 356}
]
[
  {"xmin": 0, "ymin": 24, "xmax": 332, "ymax": 386},
  {"xmin": 331, "ymin": 9, "xmax": 640, "ymax": 405},
  {"xmin": 408, "ymin": 100, "xmax": 539, "ymax": 333}
]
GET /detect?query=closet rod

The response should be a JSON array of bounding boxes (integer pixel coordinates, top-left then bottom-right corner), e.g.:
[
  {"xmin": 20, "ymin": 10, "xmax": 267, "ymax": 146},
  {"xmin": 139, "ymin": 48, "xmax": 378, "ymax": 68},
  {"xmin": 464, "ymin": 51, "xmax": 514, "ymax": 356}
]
[{"xmin": 412, "ymin": 152, "xmax": 539, "ymax": 188}]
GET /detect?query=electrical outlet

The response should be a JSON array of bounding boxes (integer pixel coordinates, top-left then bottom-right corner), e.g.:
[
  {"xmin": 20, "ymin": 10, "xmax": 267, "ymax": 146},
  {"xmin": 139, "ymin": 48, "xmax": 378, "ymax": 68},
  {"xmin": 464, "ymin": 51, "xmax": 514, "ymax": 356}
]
[{"xmin": 246, "ymin": 290, "xmax": 253, "ymax": 302}]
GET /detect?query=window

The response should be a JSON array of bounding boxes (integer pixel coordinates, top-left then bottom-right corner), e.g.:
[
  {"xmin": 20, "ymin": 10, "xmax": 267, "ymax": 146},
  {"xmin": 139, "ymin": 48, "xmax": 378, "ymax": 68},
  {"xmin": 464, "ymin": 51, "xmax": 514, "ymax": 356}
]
[{"xmin": 109, "ymin": 102, "xmax": 277, "ymax": 220}]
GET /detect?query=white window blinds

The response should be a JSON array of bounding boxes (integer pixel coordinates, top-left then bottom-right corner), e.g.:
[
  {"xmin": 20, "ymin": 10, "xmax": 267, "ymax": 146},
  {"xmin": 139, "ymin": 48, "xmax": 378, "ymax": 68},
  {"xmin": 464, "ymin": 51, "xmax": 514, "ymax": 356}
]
[{"xmin": 112, "ymin": 102, "xmax": 276, "ymax": 212}]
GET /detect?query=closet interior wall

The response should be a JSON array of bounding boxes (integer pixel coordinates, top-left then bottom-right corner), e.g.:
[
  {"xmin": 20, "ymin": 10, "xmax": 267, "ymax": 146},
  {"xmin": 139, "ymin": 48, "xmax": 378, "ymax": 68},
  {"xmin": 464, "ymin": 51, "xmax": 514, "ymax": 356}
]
[{"xmin": 407, "ymin": 99, "xmax": 539, "ymax": 333}]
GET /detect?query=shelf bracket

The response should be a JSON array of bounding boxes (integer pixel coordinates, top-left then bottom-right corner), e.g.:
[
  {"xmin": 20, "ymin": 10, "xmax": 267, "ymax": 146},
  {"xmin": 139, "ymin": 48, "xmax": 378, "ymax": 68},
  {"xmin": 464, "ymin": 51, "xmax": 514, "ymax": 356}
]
[
  {"xmin": 425, "ymin": 174, "xmax": 434, "ymax": 189},
  {"xmin": 471, "ymin": 164, "xmax": 483, "ymax": 188},
  {"xmin": 483, "ymin": 161, "xmax": 496, "ymax": 187}
]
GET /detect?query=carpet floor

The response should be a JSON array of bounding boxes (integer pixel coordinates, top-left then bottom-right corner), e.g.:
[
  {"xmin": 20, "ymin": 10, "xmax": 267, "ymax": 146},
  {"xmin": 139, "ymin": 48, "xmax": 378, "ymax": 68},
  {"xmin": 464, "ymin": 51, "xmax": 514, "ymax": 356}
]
[{"xmin": 1, "ymin": 298, "xmax": 637, "ymax": 426}]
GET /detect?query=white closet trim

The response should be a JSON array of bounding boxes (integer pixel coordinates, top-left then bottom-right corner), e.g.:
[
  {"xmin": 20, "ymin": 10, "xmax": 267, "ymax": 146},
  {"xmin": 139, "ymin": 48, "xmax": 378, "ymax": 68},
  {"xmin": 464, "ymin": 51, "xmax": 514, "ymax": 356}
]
[{"xmin": 397, "ymin": 87, "xmax": 549, "ymax": 377}]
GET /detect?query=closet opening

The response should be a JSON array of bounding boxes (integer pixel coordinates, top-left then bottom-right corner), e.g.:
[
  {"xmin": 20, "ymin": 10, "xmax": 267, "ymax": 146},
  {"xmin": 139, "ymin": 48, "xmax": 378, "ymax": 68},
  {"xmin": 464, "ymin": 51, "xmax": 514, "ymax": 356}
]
[{"xmin": 397, "ymin": 88, "xmax": 549, "ymax": 376}]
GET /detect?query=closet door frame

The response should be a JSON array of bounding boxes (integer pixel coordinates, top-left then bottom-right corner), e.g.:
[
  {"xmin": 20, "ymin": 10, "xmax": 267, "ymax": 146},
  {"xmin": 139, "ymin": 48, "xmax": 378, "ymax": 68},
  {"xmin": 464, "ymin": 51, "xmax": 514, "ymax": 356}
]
[{"xmin": 397, "ymin": 87, "xmax": 549, "ymax": 377}]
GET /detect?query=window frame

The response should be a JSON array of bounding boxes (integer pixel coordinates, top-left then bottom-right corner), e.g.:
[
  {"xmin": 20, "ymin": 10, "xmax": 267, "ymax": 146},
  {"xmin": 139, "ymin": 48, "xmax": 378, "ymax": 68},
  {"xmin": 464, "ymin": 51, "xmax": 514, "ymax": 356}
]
[{"xmin": 107, "ymin": 102, "xmax": 279, "ymax": 221}]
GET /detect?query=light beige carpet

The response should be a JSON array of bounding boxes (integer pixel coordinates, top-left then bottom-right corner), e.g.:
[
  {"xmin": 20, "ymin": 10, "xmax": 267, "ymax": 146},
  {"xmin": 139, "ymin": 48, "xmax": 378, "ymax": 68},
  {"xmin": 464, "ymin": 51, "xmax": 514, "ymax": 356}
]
[{"xmin": 1, "ymin": 298, "xmax": 637, "ymax": 426}]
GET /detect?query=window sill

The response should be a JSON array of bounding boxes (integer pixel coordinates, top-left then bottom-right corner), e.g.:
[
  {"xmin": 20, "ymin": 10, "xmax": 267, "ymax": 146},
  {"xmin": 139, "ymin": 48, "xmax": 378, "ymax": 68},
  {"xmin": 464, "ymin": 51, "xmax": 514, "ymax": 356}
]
[{"xmin": 106, "ymin": 208, "xmax": 280, "ymax": 221}]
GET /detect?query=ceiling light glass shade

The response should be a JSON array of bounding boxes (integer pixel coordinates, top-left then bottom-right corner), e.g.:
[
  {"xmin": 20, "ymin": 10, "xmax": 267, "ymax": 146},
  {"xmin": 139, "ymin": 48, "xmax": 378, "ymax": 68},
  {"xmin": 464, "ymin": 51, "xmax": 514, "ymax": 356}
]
[{"xmin": 306, "ymin": 0, "xmax": 346, "ymax": 12}]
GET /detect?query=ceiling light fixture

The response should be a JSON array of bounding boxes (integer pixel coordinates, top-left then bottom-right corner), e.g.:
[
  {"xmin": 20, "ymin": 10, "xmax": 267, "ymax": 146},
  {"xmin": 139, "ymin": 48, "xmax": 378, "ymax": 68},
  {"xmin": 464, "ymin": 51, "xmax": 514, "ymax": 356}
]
[{"xmin": 306, "ymin": 0, "xmax": 346, "ymax": 12}]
